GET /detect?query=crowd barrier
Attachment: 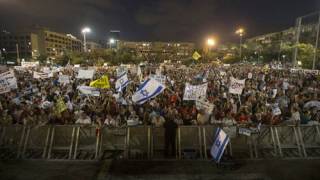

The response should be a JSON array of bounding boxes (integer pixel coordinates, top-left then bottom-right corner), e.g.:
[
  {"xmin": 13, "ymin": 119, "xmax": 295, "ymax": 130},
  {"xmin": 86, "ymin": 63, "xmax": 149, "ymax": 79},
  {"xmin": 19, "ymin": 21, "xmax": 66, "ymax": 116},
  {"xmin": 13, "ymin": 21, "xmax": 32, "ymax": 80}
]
[{"xmin": 1, "ymin": 125, "xmax": 320, "ymax": 160}]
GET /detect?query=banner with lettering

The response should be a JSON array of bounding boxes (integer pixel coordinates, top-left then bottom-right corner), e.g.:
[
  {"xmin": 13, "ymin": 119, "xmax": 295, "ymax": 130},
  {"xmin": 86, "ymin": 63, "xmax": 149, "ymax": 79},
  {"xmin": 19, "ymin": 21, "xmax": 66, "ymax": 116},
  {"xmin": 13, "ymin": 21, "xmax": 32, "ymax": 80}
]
[
  {"xmin": 229, "ymin": 77, "xmax": 246, "ymax": 95},
  {"xmin": 183, "ymin": 83, "xmax": 208, "ymax": 100}
]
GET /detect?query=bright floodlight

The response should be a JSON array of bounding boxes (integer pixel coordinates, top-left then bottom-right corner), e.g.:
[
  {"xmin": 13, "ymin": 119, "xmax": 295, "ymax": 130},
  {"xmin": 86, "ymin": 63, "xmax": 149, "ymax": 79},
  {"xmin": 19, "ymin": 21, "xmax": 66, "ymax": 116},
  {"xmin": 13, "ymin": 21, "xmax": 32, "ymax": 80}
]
[
  {"xmin": 298, "ymin": 61, "xmax": 302, "ymax": 66},
  {"xmin": 207, "ymin": 38, "xmax": 216, "ymax": 46},
  {"xmin": 82, "ymin": 27, "xmax": 91, "ymax": 33},
  {"xmin": 236, "ymin": 28, "xmax": 244, "ymax": 36},
  {"xmin": 109, "ymin": 38, "xmax": 115, "ymax": 44}
]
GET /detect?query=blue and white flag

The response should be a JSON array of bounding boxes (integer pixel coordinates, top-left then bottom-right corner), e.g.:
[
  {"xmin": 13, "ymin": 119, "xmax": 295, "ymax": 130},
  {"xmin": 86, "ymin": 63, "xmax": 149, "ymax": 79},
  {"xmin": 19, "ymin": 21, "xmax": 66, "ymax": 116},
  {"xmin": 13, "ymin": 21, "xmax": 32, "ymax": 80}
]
[
  {"xmin": 211, "ymin": 128, "xmax": 230, "ymax": 163},
  {"xmin": 132, "ymin": 78, "xmax": 165, "ymax": 105},
  {"xmin": 116, "ymin": 73, "xmax": 130, "ymax": 92}
]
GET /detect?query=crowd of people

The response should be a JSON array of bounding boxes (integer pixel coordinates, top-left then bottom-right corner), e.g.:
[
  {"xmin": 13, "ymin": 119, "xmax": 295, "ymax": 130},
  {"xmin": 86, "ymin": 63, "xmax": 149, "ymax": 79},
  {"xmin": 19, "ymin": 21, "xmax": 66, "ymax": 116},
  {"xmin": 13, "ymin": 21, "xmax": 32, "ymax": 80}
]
[{"xmin": 0, "ymin": 63, "xmax": 320, "ymax": 131}]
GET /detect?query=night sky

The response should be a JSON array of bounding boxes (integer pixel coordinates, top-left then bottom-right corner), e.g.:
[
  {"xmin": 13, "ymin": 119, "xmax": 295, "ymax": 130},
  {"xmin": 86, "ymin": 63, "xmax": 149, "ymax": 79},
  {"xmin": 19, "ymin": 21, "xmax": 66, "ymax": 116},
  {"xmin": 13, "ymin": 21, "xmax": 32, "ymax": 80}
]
[{"xmin": 0, "ymin": 0, "xmax": 319, "ymax": 44}]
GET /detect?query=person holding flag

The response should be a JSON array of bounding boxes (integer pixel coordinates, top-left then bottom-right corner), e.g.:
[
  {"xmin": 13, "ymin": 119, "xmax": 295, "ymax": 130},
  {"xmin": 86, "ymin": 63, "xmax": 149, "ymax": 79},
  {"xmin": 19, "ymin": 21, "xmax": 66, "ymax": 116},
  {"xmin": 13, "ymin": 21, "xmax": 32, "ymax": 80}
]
[
  {"xmin": 132, "ymin": 78, "xmax": 166, "ymax": 105},
  {"xmin": 116, "ymin": 72, "xmax": 130, "ymax": 92}
]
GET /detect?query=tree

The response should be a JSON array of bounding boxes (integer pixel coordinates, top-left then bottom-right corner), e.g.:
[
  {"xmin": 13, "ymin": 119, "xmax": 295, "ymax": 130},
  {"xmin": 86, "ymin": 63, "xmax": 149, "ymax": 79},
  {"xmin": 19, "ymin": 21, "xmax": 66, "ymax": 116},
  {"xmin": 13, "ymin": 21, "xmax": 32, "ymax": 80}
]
[
  {"xmin": 295, "ymin": 43, "xmax": 315, "ymax": 69},
  {"xmin": 37, "ymin": 54, "xmax": 48, "ymax": 65}
]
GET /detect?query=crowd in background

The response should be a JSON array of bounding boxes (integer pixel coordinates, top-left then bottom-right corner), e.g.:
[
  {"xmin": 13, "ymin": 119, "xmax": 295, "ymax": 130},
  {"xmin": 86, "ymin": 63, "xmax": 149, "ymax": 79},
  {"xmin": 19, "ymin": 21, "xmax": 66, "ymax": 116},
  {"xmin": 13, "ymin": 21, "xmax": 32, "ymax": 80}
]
[{"xmin": 0, "ymin": 63, "xmax": 320, "ymax": 129}]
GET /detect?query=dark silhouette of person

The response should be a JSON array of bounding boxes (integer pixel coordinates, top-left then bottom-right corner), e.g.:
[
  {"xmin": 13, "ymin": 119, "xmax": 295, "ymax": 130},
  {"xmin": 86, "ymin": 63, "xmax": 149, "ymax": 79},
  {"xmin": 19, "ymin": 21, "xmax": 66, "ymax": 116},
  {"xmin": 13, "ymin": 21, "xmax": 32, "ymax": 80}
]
[{"xmin": 164, "ymin": 118, "xmax": 178, "ymax": 157}]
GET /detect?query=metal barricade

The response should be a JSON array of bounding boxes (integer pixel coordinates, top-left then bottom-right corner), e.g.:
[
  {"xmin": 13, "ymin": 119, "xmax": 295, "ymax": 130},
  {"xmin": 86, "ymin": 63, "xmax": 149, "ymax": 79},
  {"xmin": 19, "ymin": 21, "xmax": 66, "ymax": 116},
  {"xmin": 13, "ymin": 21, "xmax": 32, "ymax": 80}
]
[
  {"xmin": 127, "ymin": 126, "xmax": 151, "ymax": 159},
  {"xmin": 151, "ymin": 127, "xmax": 166, "ymax": 158},
  {"xmin": 47, "ymin": 125, "xmax": 76, "ymax": 159},
  {"xmin": 2, "ymin": 124, "xmax": 320, "ymax": 161},
  {"xmin": 229, "ymin": 129, "xmax": 253, "ymax": 159},
  {"xmin": 255, "ymin": 126, "xmax": 278, "ymax": 158},
  {"xmin": 99, "ymin": 127, "xmax": 127, "ymax": 159},
  {"xmin": 297, "ymin": 125, "xmax": 320, "ymax": 157},
  {"xmin": 0, "ymin": 125, "xmax": 26, "ymax": 159},
  {"xmin": 21, "ymin": 126, "xmax": 51, "ymax": 159},
  {"xmin": 202, "ymin": 126, "xmax": 217, "ymax": 159},
  {"xmin": 73, "ymin": 126, "xmax": 99, "ymax": 160},
  {"xmin": 273, "ymin": 125, "xmax": 304, "ymax": 158},
  {"xmin": 179, "ymin": 126, "xmax": 203, "ymax": 159}
]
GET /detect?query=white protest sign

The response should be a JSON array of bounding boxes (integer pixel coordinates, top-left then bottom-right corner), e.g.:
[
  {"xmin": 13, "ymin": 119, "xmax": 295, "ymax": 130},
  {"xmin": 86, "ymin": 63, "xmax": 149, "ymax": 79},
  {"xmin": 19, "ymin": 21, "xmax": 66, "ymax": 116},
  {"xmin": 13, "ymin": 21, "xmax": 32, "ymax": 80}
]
[
  {"xmin": 0, "ymin": 76, "xmax": 11, "ymax": 94},
  {"xmin": 303, "ymin": 69, "xmax": 319, "ymax": 75},
  {"xmin": 77, "ymin": 69, "xmax": 95, "ymax": 79},
  {"xmin": 149, "ymin": 74, "xmax": 166, "ymax": 84},
  {"xmin": 196, "ymin": 99, "xmax": 214, "ymax": 114},
  {"xmin": 42, "ymin": 67, "xmax": 51, "ymax": 73},
  {"xmin": 14, "ymin": 66, "xmax": 25, "ymax": 71},
  {"xmin": 0, "ymin": 70, "xmax": 17, "ymax": 94},
  {"xmin": 0, "ymin": 65, "xmax": 8, "ymax": 72},
  {"xmin": 33, "ymin": 71, "xmax": 52, "ymax": 79},
  {"xmin": 272, "ymin": 103, "xmax": 281, "ymax": 116},
  {"xmin": 229, "ymin": 77, "xmax": 246, "ymax": 95},
  {"xmin": 58, "ymin": 75, "xmax": 70, "ymax": 84},
  {"xmin": 183, "ymin": 83, "xmax": 208, "ymax": 100},
  {"xmin": 290, "ymin": 69, "xmax": 320, "ymax": 75},
  {"xmin": 77, "ymin": 86, "xmax": 100, "ymax": 96},
  {"xmin": 74, "ymin": 64, "xmax": 80, "ymax": 68},
  {"xmin": 283, "ymin": 81, "xmax": 289, "ymax": 90},
  {"xmin": 272, "ymin": 89, "xmax": 277, "ymax": 98},
  {"xmin": 239, "ymin": 128, "xmax": 252, "ymax": 136},
  {"xmin": 219, "ymin": 71, "xmax": 226, "ymax": 76},
  {"xmin": 21, "ymin": 61, "xmax": 39, "ymax": 68}
]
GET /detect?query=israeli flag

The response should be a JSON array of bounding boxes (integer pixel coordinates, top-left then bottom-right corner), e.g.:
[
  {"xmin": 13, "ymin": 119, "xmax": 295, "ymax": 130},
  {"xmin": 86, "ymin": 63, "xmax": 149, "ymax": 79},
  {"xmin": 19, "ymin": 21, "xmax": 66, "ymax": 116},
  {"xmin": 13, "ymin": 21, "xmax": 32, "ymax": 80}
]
[
  {"xmin": 116, "ymin": 72, "xmax": 130, "ymax": 92},
  {"xmin": 210, "ymin": 128, "xmax": 230, "ymax": 163},
  {"xmin": 132, "ymin": 78, "xmax": 165, "ymax": 105}
]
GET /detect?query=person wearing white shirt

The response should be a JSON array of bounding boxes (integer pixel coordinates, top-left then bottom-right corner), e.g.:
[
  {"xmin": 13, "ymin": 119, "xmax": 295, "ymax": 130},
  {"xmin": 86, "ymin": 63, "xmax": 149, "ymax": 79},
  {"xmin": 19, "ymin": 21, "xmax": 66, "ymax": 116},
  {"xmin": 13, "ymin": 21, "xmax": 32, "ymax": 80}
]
[
  {"xmin": 152, "ymin": 115, "xmax": 165, "ymax": 127},
  {"xmin": 75, "ymin": 112, "xmax": 91, "ymax": 124}
]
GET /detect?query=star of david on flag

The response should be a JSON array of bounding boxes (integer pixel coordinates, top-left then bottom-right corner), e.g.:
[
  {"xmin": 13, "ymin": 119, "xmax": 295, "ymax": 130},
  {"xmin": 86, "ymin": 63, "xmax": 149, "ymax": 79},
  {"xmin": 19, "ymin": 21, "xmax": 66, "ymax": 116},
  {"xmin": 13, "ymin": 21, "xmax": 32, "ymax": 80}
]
[
  {"xmin": 115, "ymin": 72, "xmax": 130, "ymax": 92},
  {"xmin": 132, "ymin": 78, "xmax": 165, "ymax": 105},
  {"xmin": 210, "ymin": 128, "xmax": 230, "ymax": 163}
]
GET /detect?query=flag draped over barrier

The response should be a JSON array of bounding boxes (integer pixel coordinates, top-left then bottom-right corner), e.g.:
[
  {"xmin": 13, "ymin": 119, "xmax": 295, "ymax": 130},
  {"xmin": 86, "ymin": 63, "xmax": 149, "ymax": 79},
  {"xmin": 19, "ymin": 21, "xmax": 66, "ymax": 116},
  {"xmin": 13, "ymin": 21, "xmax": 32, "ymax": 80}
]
[
  {"xmin": 90, "ymin": 75, "xmax": 110, "ymax": 89},
  {"xmin": 132, "ymin": 78, "xmax": 165, "ymax": 105},
  {"xmin": 115, "ymin": 73, "xmax": 130, "ymax": 92},
  {"xmin": 211, "ymin": 128, "xmax": 230, "ymax": 163}
]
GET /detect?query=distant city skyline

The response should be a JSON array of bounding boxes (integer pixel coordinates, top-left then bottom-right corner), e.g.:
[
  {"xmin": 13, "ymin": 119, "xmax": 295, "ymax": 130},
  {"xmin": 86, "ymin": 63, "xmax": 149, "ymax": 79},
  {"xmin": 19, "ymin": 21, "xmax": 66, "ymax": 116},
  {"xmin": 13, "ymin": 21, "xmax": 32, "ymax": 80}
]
[{"xmin": 0, "ymin": 0, "xmax": 319, "ymax": 45}]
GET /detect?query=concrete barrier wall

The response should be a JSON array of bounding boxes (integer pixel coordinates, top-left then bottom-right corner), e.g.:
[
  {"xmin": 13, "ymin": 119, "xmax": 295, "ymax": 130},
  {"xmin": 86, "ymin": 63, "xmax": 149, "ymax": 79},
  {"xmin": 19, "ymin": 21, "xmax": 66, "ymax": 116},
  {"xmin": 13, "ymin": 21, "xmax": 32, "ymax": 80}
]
[{"xmin": 1, "ymin": 125, "xmax": 320, "ymax": 160}]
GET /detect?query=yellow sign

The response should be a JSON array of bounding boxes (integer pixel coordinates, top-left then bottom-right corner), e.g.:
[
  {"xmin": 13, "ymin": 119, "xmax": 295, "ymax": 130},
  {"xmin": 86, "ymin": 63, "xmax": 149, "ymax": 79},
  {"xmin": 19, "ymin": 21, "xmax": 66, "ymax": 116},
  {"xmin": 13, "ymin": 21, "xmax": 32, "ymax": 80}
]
[
  {"xmin": 90, "ymin": 75, "xmax": 110, "ymax": 89},
  {"xmin": 262, "ymin": 64, "xmax": 270, "ymax": 73},
  {"xmin": 192, "ymin": 51, "xmax": 202, "ymax": 60},
  {"xmin": 55, "ymin": 97, "xmax": 67, "ymax": 115}
]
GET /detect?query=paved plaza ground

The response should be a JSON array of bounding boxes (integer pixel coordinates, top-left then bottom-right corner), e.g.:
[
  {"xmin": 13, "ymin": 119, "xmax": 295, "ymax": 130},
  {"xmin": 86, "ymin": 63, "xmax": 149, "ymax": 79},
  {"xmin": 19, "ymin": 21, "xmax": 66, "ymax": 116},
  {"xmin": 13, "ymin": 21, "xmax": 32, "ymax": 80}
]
[{"xmin": 1, "ymin": 159, "xmax": 320, "ymax": 180}]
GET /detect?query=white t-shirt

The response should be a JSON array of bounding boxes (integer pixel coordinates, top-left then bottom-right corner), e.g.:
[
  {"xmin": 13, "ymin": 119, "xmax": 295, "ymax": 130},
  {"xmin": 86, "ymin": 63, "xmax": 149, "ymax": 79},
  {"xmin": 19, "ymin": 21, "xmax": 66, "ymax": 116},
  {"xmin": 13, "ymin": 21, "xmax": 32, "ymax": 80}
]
[
  {"xmin": 291, "ymin": 111, "xmax": 300, "ymax": 122},
  {"xmin": 152, "ymin": 116, "xmax": 165, "ymax": 127},
  {"xmin": 76, "ymin": 116, "xmax": 91, "ymax": 124}
]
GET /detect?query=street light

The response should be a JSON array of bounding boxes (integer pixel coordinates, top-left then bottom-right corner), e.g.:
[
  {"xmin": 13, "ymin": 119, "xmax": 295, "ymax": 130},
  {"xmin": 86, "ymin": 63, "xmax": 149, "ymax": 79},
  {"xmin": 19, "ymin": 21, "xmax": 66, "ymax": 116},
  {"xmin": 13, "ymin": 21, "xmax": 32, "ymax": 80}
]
[
  {"xmin": 81, "ymin": 27, "xmax": 91, "ymax": 52},
  {"xmin": 1, "ymin": 48, "xmax": 6, "ymax": 64},
  {"xmin": 207, "ymin": 38, "xmax": 216, "ymax": 52},
  {"xmin": 109, "ymin": 38, "xmax": 116, "ymax": 49},
  {"xmin": 207, "ymin": 38, "xmax": 216, "ymax": 47},
  {"xmin": 236, "ymin": 28, "xmax": 245, "ymax": 61}
]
